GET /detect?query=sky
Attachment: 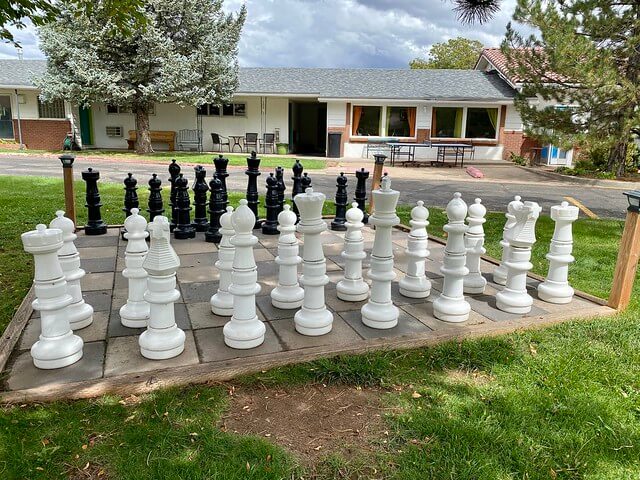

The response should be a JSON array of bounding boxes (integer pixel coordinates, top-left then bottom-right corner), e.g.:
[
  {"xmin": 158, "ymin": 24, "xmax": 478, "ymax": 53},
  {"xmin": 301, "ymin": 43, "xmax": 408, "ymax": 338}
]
[{"xmin": 0, "ymin": 0, "xmax": 518, "ymax": 67}]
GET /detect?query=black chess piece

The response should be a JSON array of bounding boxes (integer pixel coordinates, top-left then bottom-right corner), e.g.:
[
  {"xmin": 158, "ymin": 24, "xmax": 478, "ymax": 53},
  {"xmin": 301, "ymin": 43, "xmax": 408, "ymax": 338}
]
[
  {"xmin": 262, "ymin": 173, "xmax": 280, "ymax": 235},
  {"xmin": 291, "ymin": 159, "xmax": 304, "ymax": 222},
  {"xmin": 205, "ymin": 176, "xmax": 225, "ymax": 243},
  {"xmin": 301, "ymin": 172, "xmax": 312, "ymax": 192},
  {"xmin": 213, "ymin": 154, "xmax": 229, "ymax": 208},
  {"xmin": 245, "ymin": 151, "xmax": 262, "ymax": 229},
  {"xmin": 354, "ymin": 168, "xmax": 370, "ymax": 224},
  {"xmin": 275, "ymin": 166, "xmax": 285, "ymax": 214},
  {"xmin": 192, "ymin": 165, "xmax": 209, "ymax": 232},
  {"xmin": 168, "ymin": 159, "xmax": 181, "ymax": 231},
  {"xmin": 81, "ymin": 167, "xmax": 107, "ymax": 235},
  {"xmin": 147, "ymin": 173, "xmax": 164, "ymax": 222},
  {"xmin": 331, "ymin": 172, "xmax": 348, "ymax": 231},
  {"xmin": 173, "ymin": 173, "xmax": 196, "ymax": 239},
  {"xmin": 121, "ymin": 172, "xmax": 139, "ymax": 239}
]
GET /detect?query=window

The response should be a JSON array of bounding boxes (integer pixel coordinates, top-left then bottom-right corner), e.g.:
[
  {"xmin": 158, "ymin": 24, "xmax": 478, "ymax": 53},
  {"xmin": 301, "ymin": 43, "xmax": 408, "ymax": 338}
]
[
  {"xmin": 222, "ymin": 104, "xmax": 234, "ymax": 116},
  {"xmin": 433, "ymin": 107, "xmax": 463, "ymax": 138},
  {"xmin": 197, "ymin": 103, "xmax": 245, "ymax": 116},
  {"xmin": 352, "ymin": 106, "xmax": 381, "ymax": 136},
  {"xmin": 465, "ymin": 108, "xmax": 498, "ymax": 139},
  {"xmin": 106, "ymin": 104, "xmax": 155, "ymax": 115},
  {"xmin": 386, "ymin": 107, "xmax": 416, "ymax": 137},
  {"xmin": 38, "ymin": 99, "xmax": 65, "ymax": 119}
]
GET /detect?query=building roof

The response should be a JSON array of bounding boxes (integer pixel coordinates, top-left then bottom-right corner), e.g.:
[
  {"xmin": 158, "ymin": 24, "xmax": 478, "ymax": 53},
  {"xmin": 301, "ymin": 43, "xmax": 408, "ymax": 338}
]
[
  {"xmin": 0, "ymin": 59, "xmax": 515, "ymax": 101},
  {"xmin": 476, "ymin": 48, "xmax": 566, "ymax": 87}
]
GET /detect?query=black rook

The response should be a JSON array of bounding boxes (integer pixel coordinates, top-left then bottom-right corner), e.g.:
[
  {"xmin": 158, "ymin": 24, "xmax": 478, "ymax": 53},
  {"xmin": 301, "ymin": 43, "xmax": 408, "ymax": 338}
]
[
  {"xmin": 213, "ymin": 154, "xmax": 229, "ymax": 209},
  {"xmin": 173, "ymin": 173, "xmax": 196, "ymax": 239},
  {"xmin": 192, "ymin": 165, "xmax": 209, "ymax": 232},
  {"xmin": 168, "ymin": 159, "xmax": 181, "ymax": 231},
  {"xmin": 81, "ymin": 167, "xmax": 107, "ymax": 235},
  {"xmin": 275, "ymin": 166, "xmax": 285, "ymax": 214},
  {"xmin": 262, "ymin": 173, "xmax": 280, "ymax": 235},
  {"xmin": 331, "ymin": 172, "xmax": 348, "ymax": 231},
  {"xmin": 122, "ymin": 172, "xmax": 139, "ymax": 239},
  {"xmin": 147, "ymin": 173, "xmax": 164, "ymax": 222},
  {"xmin": 245, "ymin": 151, "xmax": 262, "ymax": 229},
  {"xmin": 205, "ymin": 176, "xmax": 225, "ymax": 243}
]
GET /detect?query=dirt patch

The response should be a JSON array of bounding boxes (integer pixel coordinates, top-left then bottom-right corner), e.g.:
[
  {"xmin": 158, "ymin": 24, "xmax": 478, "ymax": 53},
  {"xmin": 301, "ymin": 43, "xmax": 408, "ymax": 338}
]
[
  {"xmin": 66, "ymin": 462, "xmax": 109, "ymax": 479},
  {"xmin": 444, "ymin": 368, "xmax": 495, "ymax": 385},
  {"xmin": 220, "ymin": 384, "xmax": 387, "ymax": 463}
]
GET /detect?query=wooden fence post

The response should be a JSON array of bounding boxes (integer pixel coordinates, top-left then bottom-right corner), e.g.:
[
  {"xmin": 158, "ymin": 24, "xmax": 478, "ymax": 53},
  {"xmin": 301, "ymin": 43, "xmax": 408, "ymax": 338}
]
[{"xmin": 59, "ymin": 154, "xmax": 76, "ymax": 227}]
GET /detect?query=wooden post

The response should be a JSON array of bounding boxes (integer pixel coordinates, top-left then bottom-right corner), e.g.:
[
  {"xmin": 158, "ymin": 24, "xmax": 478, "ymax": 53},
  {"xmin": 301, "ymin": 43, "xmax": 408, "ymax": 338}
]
[
  {"xmin": 608, "ymin": 209, "xmax": 640, "ymax": 310},
  {"xmin": 59, "ymin": 154, "xmax": 76, "ymax": 227},
  {"xmin": 369, "ymin": 154, "xmax": 386, "ymax": 213}
]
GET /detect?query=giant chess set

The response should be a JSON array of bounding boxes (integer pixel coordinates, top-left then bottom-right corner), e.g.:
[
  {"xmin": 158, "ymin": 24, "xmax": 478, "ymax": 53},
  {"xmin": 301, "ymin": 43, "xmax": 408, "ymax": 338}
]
[{"xmin": 2, "ymin": 154, "xmax": 613, "ymax": 400}]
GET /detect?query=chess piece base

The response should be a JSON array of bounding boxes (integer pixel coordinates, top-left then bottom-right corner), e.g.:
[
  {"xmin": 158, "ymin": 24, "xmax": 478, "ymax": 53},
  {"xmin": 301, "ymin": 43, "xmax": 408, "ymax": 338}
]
[
  {"xmin": 294, "ymin": 308, "xmax": 333, "ymax": 336},
  {"xmin": 493, "ymin": 267, "xmax": 507, "ymax": 285},
  {"xmin": 398, "ymin": 277, "xmax": 431, "ymax": 299},
  {"xmin": 495, "ymin": 289, "xmax": 532, "ymax": 314},
  {"xmin": 193, "ymin": 221, "xmax": 209, "ymax": 232},
  {"xmin": 361, "ymin": 302, "xmax": 399, "ymax": 329},
  {"xmin": 204, "ymin": 231, "xmax": 222, "ymax": 243},
  {"xmin": 66, "ymin": 301, "xmax": 94, "ymax": 330},
  {"xmin": 223, "ymin": 317, "xmax": 266, "ymax": 349},
  {"xmin": 336, "ymin": 280, "xmax": 369, "ymax": 302},
  {"xmin": 139, "ymin": 326, "xmax": 186, "ymax": 360},
  {"xmin": 174, "ymin": 228, "xmax": 196, "ymax": 240},
  {"xmin": 433, "ymin": 295, "xmax": 470, "ymax": 323},
  {"xmin": 537, "ymin": 282, "xmax": 574, "ymax": 304},
  {"xmin": 271, "ymin": 286, "xmax": 304, "ymax": 310},
  {"xmin": 119, "ymin": 301, "xmax": 150, "ymax": 328},
  {"xmin": 31, "ymin": 332, "xmax": 84, "ymax": 369},
  {"xmin": 330, "ymin": 221, "xmax": 347, "ymax": 231},
  {"xmin": 262, "ymin": 224, "xmax": 279, "ymax": 235},
  {"xmin": 463, "ymin": 275, "xmax": 487, "ymax": 295},
  {"xmin": 211, "ymin": 292, "xmax": 233, "ymax": 316},
  {"xmin": 84, "ymin": 224, "xmax": 107, "ymax": 236}
]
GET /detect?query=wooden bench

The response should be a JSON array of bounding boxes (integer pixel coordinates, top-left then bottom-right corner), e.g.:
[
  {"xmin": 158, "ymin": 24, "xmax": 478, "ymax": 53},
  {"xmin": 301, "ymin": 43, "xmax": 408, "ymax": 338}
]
[{"xmin": 127, "ymin": 130, "xmax": 176, "ymax": 151}]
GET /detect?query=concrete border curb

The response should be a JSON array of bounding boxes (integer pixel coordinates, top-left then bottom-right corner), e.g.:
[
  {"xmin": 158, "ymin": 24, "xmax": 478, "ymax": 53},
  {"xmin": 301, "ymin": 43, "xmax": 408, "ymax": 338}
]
[{"xmin": 517, "ymin": 166, "xmax": 632, "ymax": 190}]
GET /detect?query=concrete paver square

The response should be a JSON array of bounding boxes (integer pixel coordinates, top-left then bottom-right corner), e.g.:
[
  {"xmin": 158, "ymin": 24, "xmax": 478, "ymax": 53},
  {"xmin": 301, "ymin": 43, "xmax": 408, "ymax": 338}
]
[
  {"xmin": 172, "ymin": 236, "xmax": 217, "ymax": 255},
  {"xmin": 82, "ymin": 257, "xmax": 116, "ymax": 274},
  {"xmin": 271, "ymin": 315, "xmax": 363, "ymax": 350},
  {"xmin": 81, "ymin": 272, "xmax": 115, "ymax": 291},
  {"xmin": 18, "ymin": 311, "xmax": 109, "ymax": 350},
  {"xmin": 178, "ymin": 266, "xmax": 219, "ymax": 283},
  {"xmin": 187, "ymin": 301, "xmax": 231, "ymax": 329},
  {"xmin": 108, "ymin": 303, "xmax": 190, "ymax": 337},
  {"xmin": 340, "ymin": 309, "xmax": 431, "ymax": 339},
  {"xmin": 194, "ymin": 323, "xmax": 284, "ymax": 363}
]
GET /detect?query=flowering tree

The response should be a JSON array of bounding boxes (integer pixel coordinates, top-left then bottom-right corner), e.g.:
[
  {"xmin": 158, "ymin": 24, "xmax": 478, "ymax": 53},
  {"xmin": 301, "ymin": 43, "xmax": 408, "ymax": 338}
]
[{"xmin": 37, "ymin": 0, "xmax": 245, "ymax": 153}]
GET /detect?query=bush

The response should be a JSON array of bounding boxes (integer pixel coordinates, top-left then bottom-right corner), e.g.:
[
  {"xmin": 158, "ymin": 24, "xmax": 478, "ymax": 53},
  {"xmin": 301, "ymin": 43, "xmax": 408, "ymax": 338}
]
[{"xmin": 510, "ymin": 152, "xmax": 528, "ymax": 165}]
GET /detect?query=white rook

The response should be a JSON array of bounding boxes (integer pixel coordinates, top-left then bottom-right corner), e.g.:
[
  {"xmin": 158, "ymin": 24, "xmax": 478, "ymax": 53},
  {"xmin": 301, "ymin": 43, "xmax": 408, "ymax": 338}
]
[
  {"xmin": 294, "ymin": 187, "xmax": 334, "ymax": 335},
  {"xmin": 399, "ymin": 200, "xmax": 431, "ymax": 298},
  {"xmin": 210, "ymin": 206, "xmax": 235, "ymax": 316},
  {"xmin": 361, "ymin": 175, "xmax": 400, "ymax": 329},
  {"xmin": 50, "ymin": 210, "xmax": 94, "ymax": 330},
  {"xmin": 271, "ymin": 204, "xmax": 304, "ymax": 309},
  {"xmin": 139, "ymin": 216, "xmax": 185, "ymax": 359},
  {"xmin": 224, "ymin": 200, "xmax": 265, "ymax": 348},
  {"xmin": 337, "ymin": 202, "xmax": 369, "ymax": 302},
  {"xmin": 463, "ymin": 199, "xmax": 487, "ymax": 295},
  {"xmin": 433, "ymin": 192, "xmax": 471, "ymax": 323},
  {"xmin": 494, "ymin": 195, "xmax": 523, "ymax": 285},
  {"xmin": 119, "ymin": 208, "xmax": 150, "ymax": 328},
  {"xmin": 21, "ymin": 224, "xmax": 84, "ymax": 369},
  {"xmin": 496, "ymin": 201, "xmax": 542, "ymax": 314},
  {"xmin": 538, "ymin": 201, "xmax": 579, "ymax": 304}
]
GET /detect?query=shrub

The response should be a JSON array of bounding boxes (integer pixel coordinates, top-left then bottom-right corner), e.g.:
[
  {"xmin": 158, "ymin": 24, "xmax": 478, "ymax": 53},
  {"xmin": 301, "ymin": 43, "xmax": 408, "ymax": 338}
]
[{"xmin": 510, "ymin": 152, "xmax": 528, "ymax": 165}]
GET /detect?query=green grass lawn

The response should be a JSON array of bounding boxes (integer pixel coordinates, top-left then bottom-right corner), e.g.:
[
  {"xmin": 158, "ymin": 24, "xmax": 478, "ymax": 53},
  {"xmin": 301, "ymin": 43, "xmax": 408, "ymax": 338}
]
[{"xmin": 1, "ymin": 176, "xmax": 639, "ymax": 479}]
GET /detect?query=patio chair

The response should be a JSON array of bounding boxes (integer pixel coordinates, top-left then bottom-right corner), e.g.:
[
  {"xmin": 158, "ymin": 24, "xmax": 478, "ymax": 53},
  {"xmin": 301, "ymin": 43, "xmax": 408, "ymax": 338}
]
[
  {"xmin": 177, "ymin": 129, "xmax": 202, "ymax": 152},
  {"xmin": 262, "ymin": 133, "xmax": 275, "ymax": 154},
  {"xmin": 244, "ymin": 132, "xmax": 258, "ymax": 152},
  {"xmin": 211, "ymin": 133, "xmax": 230, "ymax": 152}
]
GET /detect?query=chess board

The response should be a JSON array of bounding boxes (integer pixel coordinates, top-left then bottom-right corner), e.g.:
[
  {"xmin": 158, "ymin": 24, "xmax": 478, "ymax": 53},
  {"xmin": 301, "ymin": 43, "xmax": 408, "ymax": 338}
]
[{"xmin": 1, "ymin": 222, "xmax": 615, "ymax": 402}]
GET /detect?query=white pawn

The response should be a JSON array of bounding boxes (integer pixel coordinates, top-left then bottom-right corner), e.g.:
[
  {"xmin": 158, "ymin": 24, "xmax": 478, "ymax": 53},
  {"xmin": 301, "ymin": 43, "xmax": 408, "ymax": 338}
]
[
  {"xmin": 21, "ymin": 224, "xmax": 84, "ymax": 369},
  {"xmin": 120, "ymin": 208, "xmax": 150, "ymax": 327},
  {"xmin": 463, "ymin": 199, "xmax": 487, "ymax": 295},
  {"xmin": 210, "ymin": 206, "xmax": 235, "ymax": 316},
  {"xmin": 271, "ymin": 205, "xmax": 304, "ymax": 309},
  {"xmin": 494, "ymin": 195, "xmax": 523, "ymax": 285},
  {"xmin": 294, "ymin": 188, "xmax": 334, "ymax": 335},
  {"xmin": 399, "ymin": 200, "xmax": 431, "ymax": 298},
  {"xmin": 538, "ymin": 201, "xmax": 579, "ymax": 304},
  {"xmin": 496, "ymin": 201, "xmax": 542, "ymax": 314},
  {"xmin": 50, "ymin": 211, "xmax": 94, "ymax": 329},
  {"xmin": 433, "ymin": 192, "xmax": 471, "ymax": 323},
  {"xmin": 139, "ymin": 216, "xmax": 185, "ymax": 359},
  {"xmin": 224, "ymin": 200, "xmax": 265, "ymax": 348},
  {"xmin": 337, "ymin": 202, "xmax": 369, "ymax": 302},
  {"xmin": 361, "ymin": 175, "xmax": 400, "ymax": 329}
]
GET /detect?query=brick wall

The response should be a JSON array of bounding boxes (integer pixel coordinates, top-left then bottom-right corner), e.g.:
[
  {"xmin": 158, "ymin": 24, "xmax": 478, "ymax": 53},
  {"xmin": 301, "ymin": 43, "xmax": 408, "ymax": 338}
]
[
  {"xmin": 417, "ymin": 128, "xmax": 430, "ymax": 143},
  {"xmin": 501, "ymin": 129, "xmax": 539, "ymax": 160},
  {"xmin": 12, "ymin": 119, "xmax": 71, "ymax": 150}
]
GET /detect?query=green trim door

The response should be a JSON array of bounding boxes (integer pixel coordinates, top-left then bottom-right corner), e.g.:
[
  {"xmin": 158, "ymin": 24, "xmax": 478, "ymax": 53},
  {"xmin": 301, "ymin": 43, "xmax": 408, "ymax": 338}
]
[{"xmin": 79, "ymin": 106, "xmax": 93, "ymax": 145}]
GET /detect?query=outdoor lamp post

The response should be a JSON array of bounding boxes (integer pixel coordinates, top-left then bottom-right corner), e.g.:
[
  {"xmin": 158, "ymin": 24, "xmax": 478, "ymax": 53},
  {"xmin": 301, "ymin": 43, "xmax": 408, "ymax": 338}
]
[
  {"xmin": 608, "ymin": 190, "xmax": 640, "ymax": 310},
  {"xmin": 60, "ymin": 154, "xmax": 77, "ymax": 227},
  {"xmin": 369, "ymin": 154, "xmax": 387, "ymax": 213}
]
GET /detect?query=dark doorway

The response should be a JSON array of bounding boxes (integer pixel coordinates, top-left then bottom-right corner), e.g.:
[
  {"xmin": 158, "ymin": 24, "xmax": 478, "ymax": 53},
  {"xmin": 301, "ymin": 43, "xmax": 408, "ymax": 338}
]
[{"xmin": 289, "ymin": 101, "xmax": 327, "ymax": 156}]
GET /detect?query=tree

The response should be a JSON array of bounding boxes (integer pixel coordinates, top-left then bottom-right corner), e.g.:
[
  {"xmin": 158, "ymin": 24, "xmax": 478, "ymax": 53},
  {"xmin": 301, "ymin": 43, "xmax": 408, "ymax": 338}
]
[
  {"xmin": 37, "ymin": 0, "xmax": 245, "ymax": 154},
  {"xmin": 504, "ymin": 1, "xmax": 640, "ymax": 175},
  {"xmin": 453, "ymin": 0, "xmax": 502, "ymax": 24},
  {"xmin": 410, "ymin": 37, "xmax": 484, "ymax": 70}
]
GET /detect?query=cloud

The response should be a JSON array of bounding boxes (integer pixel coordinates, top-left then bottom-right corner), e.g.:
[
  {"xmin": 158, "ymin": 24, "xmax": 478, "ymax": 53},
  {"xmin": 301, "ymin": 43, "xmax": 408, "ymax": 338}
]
[{"xmin": 1, "ymin": 0, "xmax": 519, "ymax": 67}]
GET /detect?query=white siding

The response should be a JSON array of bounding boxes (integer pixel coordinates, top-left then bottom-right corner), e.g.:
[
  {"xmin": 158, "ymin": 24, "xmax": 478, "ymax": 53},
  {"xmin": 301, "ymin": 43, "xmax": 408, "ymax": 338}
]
[
  {"xmin": 416, "ymin": 104, "xmax": 431, "ymax": 129},
  {"xmin": 0, "ymin": 89, "xmax": 41, "ymax": 119},
  {"xmin": 504, "ymin": 104, "xmax": 523, "ymax": 131},
  {"xmin": 327, "ymin": 101, "xmax": 346, "ymax": 127}
]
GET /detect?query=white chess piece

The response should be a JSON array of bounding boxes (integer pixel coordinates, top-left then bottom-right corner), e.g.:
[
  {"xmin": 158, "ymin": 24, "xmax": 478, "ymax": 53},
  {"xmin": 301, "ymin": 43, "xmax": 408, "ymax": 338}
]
[
  {"xmin": 21, "ymin": 224, "xmax": 84, "ymax": 369},
  {"xmin": 294, "ymin": 187, "xmax": 334, "ymax": 335},
  {"xmin": 210, "ymin": 206, "xmax": 235, "ymax": 316},
  {"xmin": 271, "ymin": 205, "xmax": 304, "ymax": 309},
  {"xmin": 139, "ymin": 216, "xmax": 185, "ymax": 359},
  {"xmin": 337, "ymin": 202, "xmax": 369, "ymax": 302},
  {"xmin": 463, "ymin": 198, "xmax": 487, "ymax": 295},
  {"xmin": 50, "ymin": 210, "xmax": 94, "ymax": 329},
  {"xmin": 538, "ymin": 201, "xmax": 579, "ymax": 304},
  {"xmin": 433, "ymin": 192, "xmax": 471, "ymax": 323},
  {"xmin": 496, "ymin": 201, "xmax": 542, "ymax": 314},
  {"xmin": 361, "ymin": 175, "xmax": 400, "ymax": 329},
  {"xmin": 494, "ymin": 195, "xmax": 523, "ymax": 285},
  {"xmin": 224, "ymin": 200, "xmax": 265, "ymax": 348},
  {"xmin": 119, "ymin": 208, "xmax": 150, "ymax": 327},
  {"xmin": 399, "ymin": 200, "xmax": 431, "ymax": 298}
]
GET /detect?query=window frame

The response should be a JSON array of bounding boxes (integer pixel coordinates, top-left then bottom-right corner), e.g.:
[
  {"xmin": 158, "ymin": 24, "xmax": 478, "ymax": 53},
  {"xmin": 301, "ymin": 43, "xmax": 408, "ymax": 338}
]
[
  {"xmin": 37, "ymin": 98, "xmax": 66, "ymax": 119},
  {"xmin": 431, "ymin": 105, "xmax": 501, "ymax": 141},
  {"xmin": 106, "ymin": 104, "xmax": 155, "ymax": 115},
  {"xmin": 350, "ymin": 105, "xmax": 417, "ymax": 139},
  {"xmin": 197, "ymin": 103, "xmax": 246, "ymax": 117}
]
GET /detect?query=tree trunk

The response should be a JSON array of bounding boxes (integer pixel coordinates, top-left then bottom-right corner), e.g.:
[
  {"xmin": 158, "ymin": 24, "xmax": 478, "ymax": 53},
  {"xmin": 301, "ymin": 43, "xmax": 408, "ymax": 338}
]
[
  {"xmin": 134, "ymin": 105, "xmax": 153, "ymax": 154},
  {"xmin": 607, "ymin": 136, "xmax": 628, "ymax": 177}
]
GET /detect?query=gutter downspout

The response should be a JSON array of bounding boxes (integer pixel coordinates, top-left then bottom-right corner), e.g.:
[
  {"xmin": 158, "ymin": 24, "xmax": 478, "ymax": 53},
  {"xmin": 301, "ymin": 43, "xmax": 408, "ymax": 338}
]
[{"xmin": 14, "ymin": 89, "xmax": 23, "ymax": 150}]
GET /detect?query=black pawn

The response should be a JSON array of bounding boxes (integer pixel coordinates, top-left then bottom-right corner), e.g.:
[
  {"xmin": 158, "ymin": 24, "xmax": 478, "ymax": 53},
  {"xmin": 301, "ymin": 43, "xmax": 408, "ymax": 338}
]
[
  {"xmin": 301, "ymin": 172, "xmax": 312, "ymax": 193},
  {"xmin": 205, "ymin": 176, "xmax": 225, "ymax": 243},
  {"xmin": 81, "ymin": 167, "xmax": 107, "ymax": 235},
  {"xmin": 291, "ymin": 159, "xmax": 304, "ymax": 222},
  {"xmin": 331, "ymin": 172, "xmax": 348, "ymax": 231},
  {"xmin": 245, "ymin": 151, "xmax": 262, "ymax": 229},
  {"xmin": 354, "ymin": 168, "xmax": 370, "ymax": 224},
  {"xmin": 213, "ymin": 155, "xmax": 229, "ymax": 208},
  {"xmin": 122, "ymin": 172, "xmax": 139, "ymax": 239},
  {"xmin": 192, "ymin": 165, "xmax": 209, "ymax": 232},
  {"xmin": 275, "ymin": 166, "xmax": 285, "ymax": 213},
  {"xmin": 173, "ymin": 173, "xmax": 196, "ymax": 239},
  {"xmin": 147, "ymin": 173, "xmax": 164, "ymax": 222},
  {"xmin": 168, "ymin": 159, "xmax": 181, "ymax": 231},
  {"xmin": 262, "ymin": 173, "xmax": 280, "ymax": 235}
]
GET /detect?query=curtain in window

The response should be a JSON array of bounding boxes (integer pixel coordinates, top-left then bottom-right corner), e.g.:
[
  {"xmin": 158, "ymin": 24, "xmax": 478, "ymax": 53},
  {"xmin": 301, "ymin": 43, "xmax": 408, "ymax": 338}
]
[
  {"xmin": 352, "ymin": 106, "xmax": 363, "ymax": 135},
  {"xmin": 486, "ymin": 108, "xmax": 498, "ymax": 130},
  {"xmin": 454, "ymin": 108, "xmax": 463, "ymax": 137},
  {"xmin": 407, "ymin": 107, "xmax": 416, "ymax": 136}
]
